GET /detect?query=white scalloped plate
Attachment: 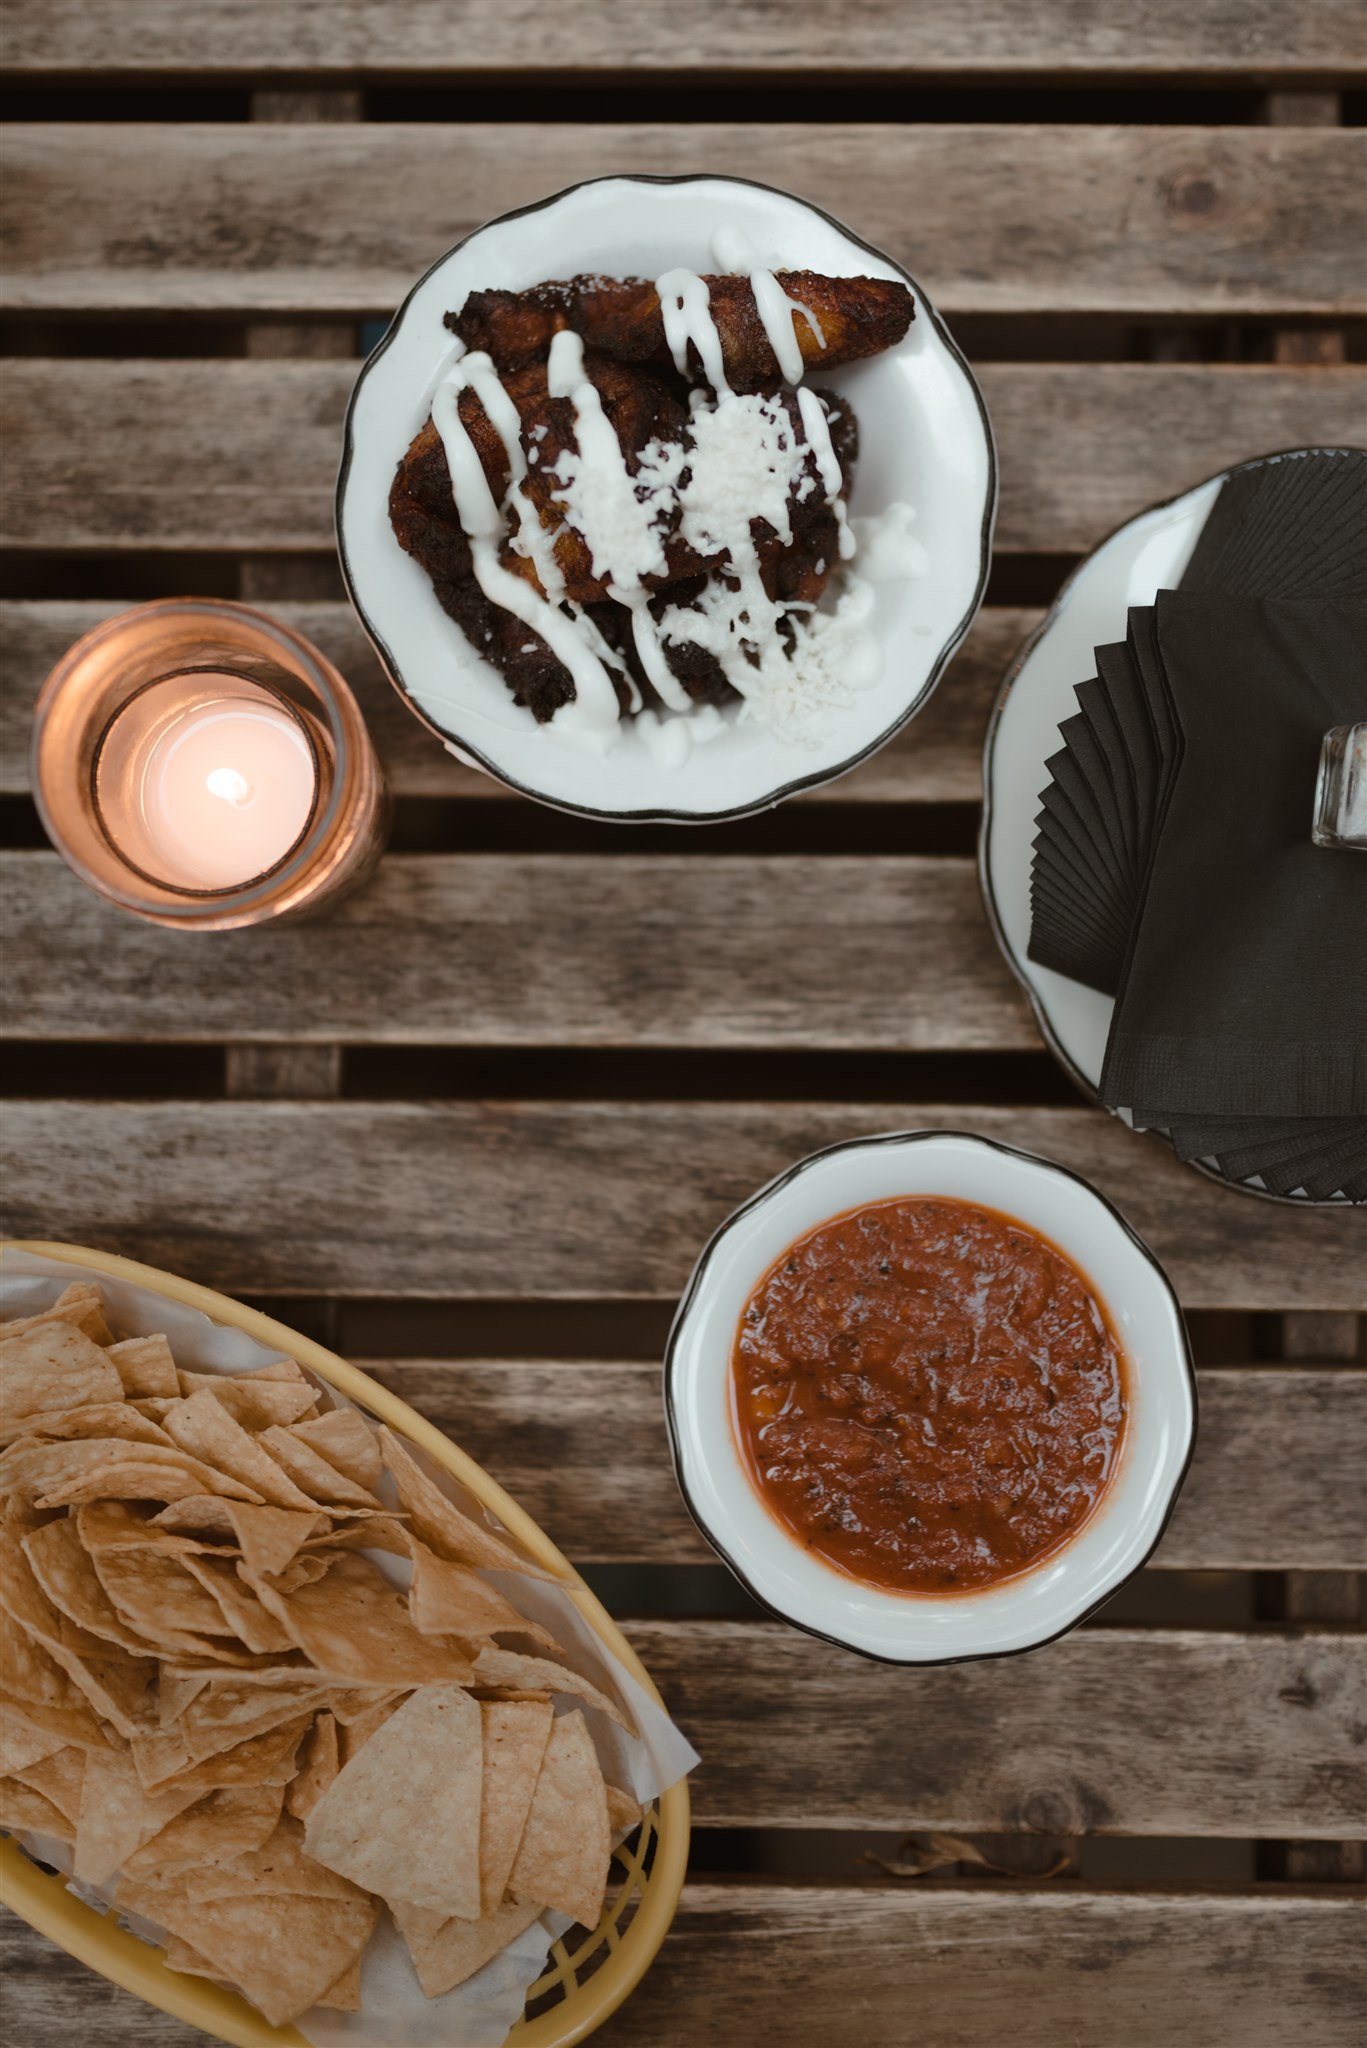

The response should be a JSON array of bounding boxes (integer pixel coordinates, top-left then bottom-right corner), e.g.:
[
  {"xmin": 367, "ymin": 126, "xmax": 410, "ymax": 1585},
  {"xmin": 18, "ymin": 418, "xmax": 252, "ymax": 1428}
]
[
  {"xmin": 979, "ymin": 449, "xmax": 1361, "ymax": 1207},
  {"xmin": 336, "ymin": 173, "xmax": 996, "ymax": 822}
]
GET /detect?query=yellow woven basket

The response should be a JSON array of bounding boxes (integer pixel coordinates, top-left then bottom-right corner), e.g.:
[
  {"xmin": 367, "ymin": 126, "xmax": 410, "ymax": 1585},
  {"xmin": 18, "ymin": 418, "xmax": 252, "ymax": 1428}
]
[{"xmin": 0, "ymin": 1240, "xmax": 690, "ymax": 2048}]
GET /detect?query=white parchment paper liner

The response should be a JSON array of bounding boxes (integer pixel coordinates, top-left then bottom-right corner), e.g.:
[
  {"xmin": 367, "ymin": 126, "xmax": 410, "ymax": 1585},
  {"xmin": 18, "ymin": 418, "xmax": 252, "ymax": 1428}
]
[{"xmin": 2, "ymin": 1249, "xmax": 698, "ymax": 2047}]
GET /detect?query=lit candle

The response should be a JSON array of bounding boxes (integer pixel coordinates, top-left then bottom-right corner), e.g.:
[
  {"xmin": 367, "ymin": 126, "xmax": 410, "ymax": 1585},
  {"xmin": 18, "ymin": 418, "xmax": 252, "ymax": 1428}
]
[
  {"xmin": 33, "ymin": 599, "xmax": 386, "ymax": 931},
  {"xmin": 94, "ymin": 673, "xmax": 320, "ymax": 893}
]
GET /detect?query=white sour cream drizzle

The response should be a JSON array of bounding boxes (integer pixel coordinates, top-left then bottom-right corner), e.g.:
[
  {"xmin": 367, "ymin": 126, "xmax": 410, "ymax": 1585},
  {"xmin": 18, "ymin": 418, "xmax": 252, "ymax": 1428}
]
[
  {"xmin": 430, "ymin": 230, "xmax": 917, "ymax": 760},
  {"xmin": 656, "ymin": 269, "xmax": 733, "ymax": 398},
  {"xmin": 710, "ymin": 223, "xmax": 826, "ymax": 384},
  {"xmin": 431, "ymin": 352, "xmax": 623, "ymax": 746}
]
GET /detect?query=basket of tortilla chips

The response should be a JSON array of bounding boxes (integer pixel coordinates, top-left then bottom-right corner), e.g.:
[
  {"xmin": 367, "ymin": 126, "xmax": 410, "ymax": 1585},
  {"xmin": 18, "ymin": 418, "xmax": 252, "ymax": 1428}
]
[{"xmin": 0, "ymin": 1240, "xmax": 693, "ymax": 2047}]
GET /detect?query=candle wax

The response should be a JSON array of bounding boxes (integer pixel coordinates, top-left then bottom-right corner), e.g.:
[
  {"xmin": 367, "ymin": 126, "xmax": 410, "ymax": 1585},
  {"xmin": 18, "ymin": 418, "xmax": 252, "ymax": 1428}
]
[{"xmin": 97, "ymin": 674, "xmax": 319, "ymax": 892}]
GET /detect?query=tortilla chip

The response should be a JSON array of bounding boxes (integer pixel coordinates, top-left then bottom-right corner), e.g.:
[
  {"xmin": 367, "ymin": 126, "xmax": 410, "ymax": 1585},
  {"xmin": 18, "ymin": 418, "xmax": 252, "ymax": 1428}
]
[
  {"xmin": 122, "ymin": 1783, "xmax": 286, "ymax": 1878},
  {"xmin": 0, "ymin": 1621, "xmax": 110, "ymax": 1748},
  {"xmin": 106, "ymin": 1334, "xmax": 180, "ymax": 1399},
  {"xmin": 76, "ymin": 1499, "xmax": 202, "ymax": 1553},
  {"xmin": 90, "ymin": 1545, "xmax": 244, "ymax": 1648},
  {"xmin": 179, "ymin": 1555, "xmax": 294, "ymax": 1655},
  {"xmin": 287, "ymin": 1409, "xmax": 382, "ymax": 1491},
  {"xmin": 302, "ymin": 1511, "xmax": 411, "ymax": 1557},
  {"xmin": 258, "ymin": 1426, "xmax": 383, "ymax": 1511},
  {"xmin": 472, "ymin": 1647, "xmax": 634, "ymax": 1735},
  {"xmin": 285, "ymin": 1711, "xmax": 339, "ymax": 1821},
  {"xmin": 0, "ymin": 1526, "xmax": 158, "ymax": 1737},
  {"xmin": 406, "ymin": 1538, "xmax": 557, "ymax": 1648},
  {"xmin": 478, "ymin": 1699, "xmax": 553, "ymax": 1913},
  {"xmin": 255, "ymin": 1559, "xmax": 326, "ymax": 1605},
  {"xmin": 2, "ymin": 1438, "xmax": 264, "ymax": 1509},
  {"xmin": 0, "ymin": 1717, "xmax": 63, "ymax": 1775},
  {"xmin": 158, "ymin": 1935, "xmax": 222, "ymax": 1978},
  {"xmin": 238, "ymin": 1359, "xmax": 309, "ymax": 1384},
  {"xmin": 1, "ymin": 1283, "xmax": 114, "ymax": 1347},
  {"xmin": 0, "ymin": 1774, "xmax": 74, "ymax": 1839},
  {"xmin": 149, "ymin": 1712, "xmax": 314, "ymax": 1798},
  {"xmin": 509, "ymin": 1709, "xmax": 609, "ymax": 1929},
  {"xmin": 23, "ymin": 1518, "xmax": 159, "ymax": 1656},
  {"xmin": 179, "ymin": 1815, "xmax": 370, "ymax": 1905},
  {"xmin": 395, "ymin": 1897, "xmax": 542, "ymax": 1999},
  {"xmin": 335, "ymin": 1695, "xmax": 404, "ymax": 1760},
  {"xmin": 128, "ymin": 1723, "xmax": 191, "ymax": 1788},
  {"xmin": 74, "ymin": 1745, "xmax": 204, "ymax": 1883},
  {"xmin": 250, "ymin": 1553, "xmax": 474, "ymax": 1687},
  {"xmin": 10, "ymin": 1402, "xmax": 173, "ymax": 1449},
  {"xmin": 304, "ymin": 1683, "xmax": 483, "ymax": 1918},
  {"xmin": 159, "ymin": 1670, "xmax": 210, "ymax": 1725},
  {"xmin": 13, "ymin": 1744, "xmax": 85, "ymax": 1826},
  {"xmin": 119, "ymin": 1884, "xmax": 378, "ymax": 2028},
  {"xmin": 380, "ymin": 1428, "xmax": 555, "ymax": 1580},
  {"xmin": 315, "ymin": 1952, "xmax": 364, "ymax": 2011},
  {"xmin": 151, "ymin": 1497, "xmax": 327, "ymax": 1577},
  {"xmin": 174, "ymin": 1371, "xmax": 318, "ymax": 1431},
  {"xmin": 0, "ymin": 1322, "xmax": 124, "ymax": 1436},
  {"xmin": 176, "ymin": 1679, "xmax": 347, "ymax": 1766},
  {"xmin": 606, "ymin": 1783, "xmax": 644, "ymax": 1837},
  {"xmin": 0, "ymin": 1691, "xmax": 108, "ymax": 1756},
  {"xmin": 160, "ymin": 1391, "xmax": 320, "ymax": 1512}
]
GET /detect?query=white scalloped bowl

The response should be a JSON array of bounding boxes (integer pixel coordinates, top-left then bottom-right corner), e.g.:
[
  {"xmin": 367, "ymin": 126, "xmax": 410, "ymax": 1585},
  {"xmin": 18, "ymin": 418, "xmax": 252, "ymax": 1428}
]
[
  {"xmin": 336, "ymin": 173, "xmax": 996, "ymax": 822},
  {"xmin": 665, "ymin": 1131, "xmax": 1197, "ymax": 1663}
]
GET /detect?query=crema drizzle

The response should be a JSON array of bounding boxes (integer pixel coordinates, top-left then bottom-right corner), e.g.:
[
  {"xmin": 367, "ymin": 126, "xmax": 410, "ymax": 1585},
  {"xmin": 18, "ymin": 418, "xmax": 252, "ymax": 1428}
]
[{"xmin": 431, "ymin": 229, "xmax": 907, "ymax": 758}]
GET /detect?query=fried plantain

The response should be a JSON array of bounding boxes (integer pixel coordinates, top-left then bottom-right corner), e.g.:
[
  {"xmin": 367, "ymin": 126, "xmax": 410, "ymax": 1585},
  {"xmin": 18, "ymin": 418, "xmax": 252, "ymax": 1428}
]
[{"xmin": 448, "ymin": 271, "xmax": 913, "ymax": 391}]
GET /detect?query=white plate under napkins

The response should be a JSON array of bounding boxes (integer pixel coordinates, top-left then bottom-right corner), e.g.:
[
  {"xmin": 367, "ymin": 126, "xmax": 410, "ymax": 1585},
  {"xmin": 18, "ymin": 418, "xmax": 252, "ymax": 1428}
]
[
  {"xmin": 337, "ymin": 173, "xmax": 995, "ymax": 822},
  {"xmin": 979, "ymin": 450, "xmax": 1356, "ymax": 1207}
]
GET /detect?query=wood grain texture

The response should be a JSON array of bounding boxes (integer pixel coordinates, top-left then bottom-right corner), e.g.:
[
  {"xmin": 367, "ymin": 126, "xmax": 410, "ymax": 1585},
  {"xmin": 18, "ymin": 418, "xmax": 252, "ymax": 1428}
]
[
  {"xmin": 594, "ymin": 1890, "xmax": 1366, "ymax": 2048},
  {"xmin": 361, "ymin": 1361, "xmax": 1367, "ymax": 1571},
  {"xmin": 0, "ymin": 599, "xmax": 1023, "ymax": 804},
  {"xmin": 5, "ymin": 124, "xmax": 1363, "ymax": 316},
  {"xmin": 2, "ymin": 851, "xmax": 1038, "ymax": 1050},
  {"xmin": 3, "ymin": 1101, "xmax": 1363, "ymax": 1307},
  {"xmin": 3, "ymin": 360, "xmax": 1363, "ymax": 555},
  {"xmin": 5, "ymin": 1891, "xmax": 1363, "ymax": 2048},
  {"xmin": 621, "ymin": 1622, "xmax": 1366, "ymax": 1834},
  {"xmin": 5, "ymin": 0, "xmax": 1363, "ymax": 76}
]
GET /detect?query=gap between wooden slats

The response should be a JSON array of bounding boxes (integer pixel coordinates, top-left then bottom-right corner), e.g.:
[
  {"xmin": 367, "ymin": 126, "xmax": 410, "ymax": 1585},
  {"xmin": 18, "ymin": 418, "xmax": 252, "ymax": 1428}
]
[{"xmin": 3, "ymin": 123, "xmax": 1363, "ymax": 317}]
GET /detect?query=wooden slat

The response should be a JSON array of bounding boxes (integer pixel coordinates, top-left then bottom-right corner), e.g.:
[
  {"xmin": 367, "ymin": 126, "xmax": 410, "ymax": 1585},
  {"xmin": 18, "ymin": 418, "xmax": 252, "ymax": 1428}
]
[
  {"xmin": 0, "ymin": 599, "xmax": 1021, "ymax": 804},
  {"xmin": 2, "ymin": 851, "xmax": 1037, "ymax": 1050},
  {"xmin": 5, "ymin": 0, "xmax": 1364, "ymax": 78},
  {"xmin": 5, "ymin": 1892, "xmax": 1363, "ymax": 2048},
  {"xmin": 3, "ymin": 1101, "xmax": 1363, "ymax": 1308},
  {"xmin": 360, "ymin": 1361, "xmax": 1367, "ymax": 1571},
  {"xmin": 5, "ymin": 124, "xmax": 1363, "ymax": 317},
  {"xmin": 591, "ymin": 1890, "xmax": 1364, "ymax": 2047},
  {"xmin": 637, "ymin": 1621, "xmax": 1366, "ymax": 1833},
  {"xmin": 620, "ymin": 1622, "xmax": 1367, "ymax": 1836},
  {"xmin": 3, "ymin": 360, "xmax": 1363, "ymax": 556}
]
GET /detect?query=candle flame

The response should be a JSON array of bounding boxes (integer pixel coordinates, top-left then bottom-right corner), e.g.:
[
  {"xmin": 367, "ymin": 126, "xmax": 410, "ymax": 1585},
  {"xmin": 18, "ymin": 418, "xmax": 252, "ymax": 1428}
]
[{"xmin": 206, "ymin": 766, "xmax": 252, "ymax": 808}]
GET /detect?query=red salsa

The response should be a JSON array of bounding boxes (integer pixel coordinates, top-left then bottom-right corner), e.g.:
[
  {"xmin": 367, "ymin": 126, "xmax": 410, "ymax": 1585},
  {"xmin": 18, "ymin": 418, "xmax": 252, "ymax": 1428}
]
[{"xmin": 731, "ymin": 1196, "xmax": 1127, "ymax": 1594}]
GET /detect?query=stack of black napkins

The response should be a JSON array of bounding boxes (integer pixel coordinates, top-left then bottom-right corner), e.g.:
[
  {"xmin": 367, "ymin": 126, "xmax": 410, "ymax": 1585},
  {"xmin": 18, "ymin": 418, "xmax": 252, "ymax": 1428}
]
[{"xmin": 1028, "ymin": 448, "xmax": 1367, "ymax": 1201}]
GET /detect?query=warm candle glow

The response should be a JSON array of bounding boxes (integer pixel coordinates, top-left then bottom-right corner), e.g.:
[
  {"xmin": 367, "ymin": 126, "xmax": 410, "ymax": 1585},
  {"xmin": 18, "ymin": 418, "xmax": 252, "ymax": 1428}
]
[{"xmin": 94, "ymin": 672, "xmax": 319, "ymax": 893}]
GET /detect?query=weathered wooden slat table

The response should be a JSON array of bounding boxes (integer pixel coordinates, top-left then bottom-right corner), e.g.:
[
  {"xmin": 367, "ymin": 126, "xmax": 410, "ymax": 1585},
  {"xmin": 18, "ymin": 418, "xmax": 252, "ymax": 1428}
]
[{"xmin": 2, "ymin": 5, "xmax": 1364, "ymax": 2041}]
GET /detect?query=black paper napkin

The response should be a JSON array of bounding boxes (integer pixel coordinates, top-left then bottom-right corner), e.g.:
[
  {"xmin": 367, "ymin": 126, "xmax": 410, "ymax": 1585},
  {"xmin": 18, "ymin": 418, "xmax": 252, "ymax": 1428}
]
[
  {"xmin": 1024, "ymin": 449, "xmax": 1367, "ymax": 1195},
  {"xmin": 1098, "ymin": 592, "xmax": 1367, "ymax": 1119}
]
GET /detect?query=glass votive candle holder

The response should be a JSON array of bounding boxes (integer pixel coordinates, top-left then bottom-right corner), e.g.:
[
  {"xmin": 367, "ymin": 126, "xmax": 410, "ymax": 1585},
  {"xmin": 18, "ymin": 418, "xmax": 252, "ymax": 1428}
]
[{"xmin": 31, "ymin": 600, "xmax": 388, "ymax": 930}]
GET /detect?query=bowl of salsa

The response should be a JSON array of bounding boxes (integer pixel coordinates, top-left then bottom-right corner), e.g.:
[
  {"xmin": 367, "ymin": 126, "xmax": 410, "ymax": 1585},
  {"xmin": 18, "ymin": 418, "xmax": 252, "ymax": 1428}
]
[{"xmin": 664, "ymin": 1129, "xmax": 1196, "ymax": 1663}]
